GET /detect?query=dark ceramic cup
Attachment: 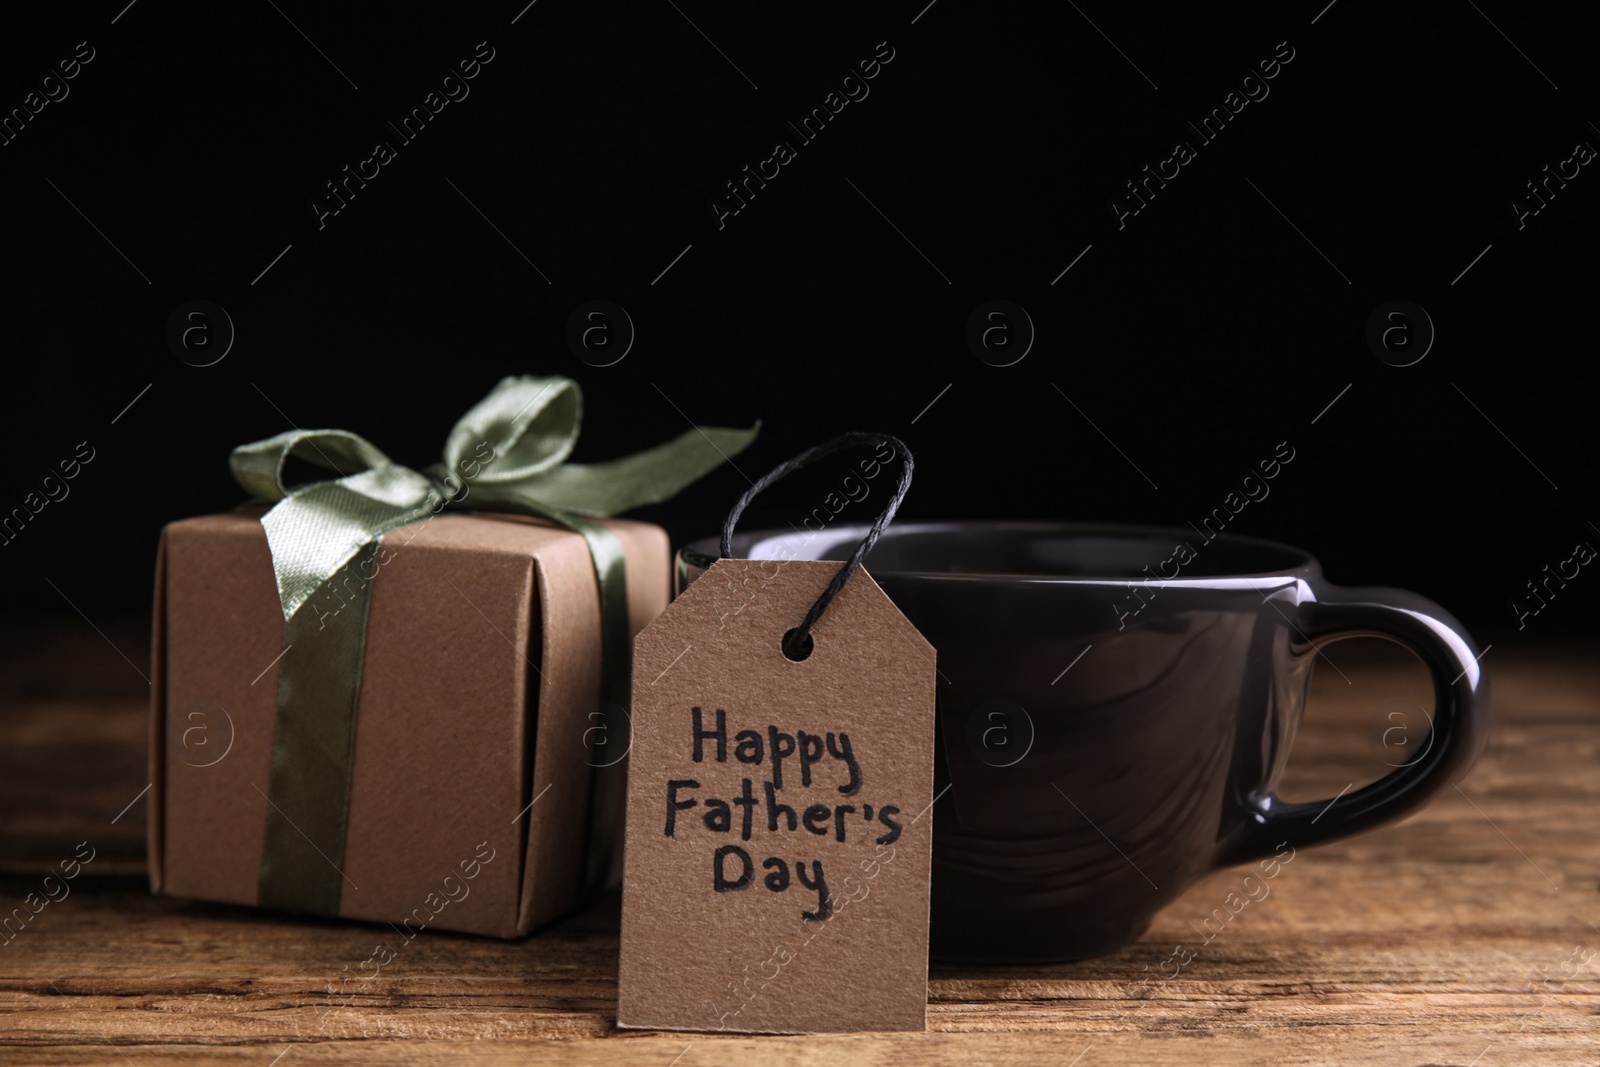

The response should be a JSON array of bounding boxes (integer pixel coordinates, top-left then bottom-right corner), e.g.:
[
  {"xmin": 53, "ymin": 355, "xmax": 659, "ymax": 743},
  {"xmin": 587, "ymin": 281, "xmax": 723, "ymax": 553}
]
[{"xmin": 676, "ymin": 522, "xmax": 1489, "ymax": 963}]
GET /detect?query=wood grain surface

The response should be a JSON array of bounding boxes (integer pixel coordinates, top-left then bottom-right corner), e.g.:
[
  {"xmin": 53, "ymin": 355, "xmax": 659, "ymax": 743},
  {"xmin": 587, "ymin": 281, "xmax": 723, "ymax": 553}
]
[{"xmin": 2, "ymin": 624, "xmax": 1597, "ymax": 1066}]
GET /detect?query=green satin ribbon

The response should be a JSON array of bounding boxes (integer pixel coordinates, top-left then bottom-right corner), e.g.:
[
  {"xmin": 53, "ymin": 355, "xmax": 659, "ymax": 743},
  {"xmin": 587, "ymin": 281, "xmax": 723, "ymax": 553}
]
[{"xmin": 231, "ymin": 374, "xmax": 757, "ymax": 917}]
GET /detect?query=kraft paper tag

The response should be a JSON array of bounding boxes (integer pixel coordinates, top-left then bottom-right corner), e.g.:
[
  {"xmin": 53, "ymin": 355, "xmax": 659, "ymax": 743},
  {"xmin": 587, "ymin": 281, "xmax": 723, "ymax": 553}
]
[{"xmin": 618, "ymin": 558, "xmax": 937, "ymax": 1034}]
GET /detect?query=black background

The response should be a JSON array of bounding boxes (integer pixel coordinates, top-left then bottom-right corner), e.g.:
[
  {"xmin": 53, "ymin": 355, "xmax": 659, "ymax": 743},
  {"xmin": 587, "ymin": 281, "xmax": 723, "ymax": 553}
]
[{"xmin": 1, "ymin": 0, "xmax": 1593, "ymax": 637}]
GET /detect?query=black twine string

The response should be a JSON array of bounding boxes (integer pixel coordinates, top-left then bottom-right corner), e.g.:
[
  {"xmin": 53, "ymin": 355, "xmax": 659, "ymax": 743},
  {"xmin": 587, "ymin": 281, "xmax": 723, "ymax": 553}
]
[{"xmin": 720, "ymin": 432, "xmax": 914, "ymax": 660}]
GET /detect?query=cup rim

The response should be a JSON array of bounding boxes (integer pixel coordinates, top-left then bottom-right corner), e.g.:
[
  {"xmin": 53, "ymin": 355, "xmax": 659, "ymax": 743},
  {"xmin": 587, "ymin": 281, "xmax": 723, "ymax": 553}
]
[{"xmin": 679, "ymin": 520, "xmax": 1322, "ymax": 583}]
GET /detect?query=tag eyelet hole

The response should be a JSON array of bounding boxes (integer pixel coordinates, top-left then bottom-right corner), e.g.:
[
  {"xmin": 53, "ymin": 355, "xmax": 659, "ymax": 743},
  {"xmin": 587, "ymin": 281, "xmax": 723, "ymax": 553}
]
[{"xmin": 781, "ymin": 628, "xmax": 814, "ymax": 662}]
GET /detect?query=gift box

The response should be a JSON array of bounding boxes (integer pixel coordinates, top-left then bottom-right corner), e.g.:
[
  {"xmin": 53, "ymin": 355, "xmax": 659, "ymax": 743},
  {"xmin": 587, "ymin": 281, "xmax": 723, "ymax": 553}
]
[
  {"xmin": 145, "ymin": 375, "xmax": 756, "ymax": 938},
  {"xmin": 149, "ymin": 509, "xmax": 667, "ymax": 937}
]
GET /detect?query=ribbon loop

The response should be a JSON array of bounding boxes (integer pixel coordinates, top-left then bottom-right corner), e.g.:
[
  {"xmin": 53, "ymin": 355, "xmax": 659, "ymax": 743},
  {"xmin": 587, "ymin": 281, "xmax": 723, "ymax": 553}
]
[
  {"xmin": 230, "ymin": 429, "xmax": 397, "ymax": 503},
  {"xmin": 442, "ymin": 374, "xmax": 581, "ymax": 486}
]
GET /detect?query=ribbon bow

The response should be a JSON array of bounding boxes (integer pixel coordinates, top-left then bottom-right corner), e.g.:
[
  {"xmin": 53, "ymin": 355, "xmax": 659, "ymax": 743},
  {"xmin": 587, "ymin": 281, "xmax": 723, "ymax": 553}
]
[
  {"xmin": 232, "ymin": 374, "xmax": 758, "ymax": 620},
  {"xmin": 231, "ymin": 375, "xmax": 757, "ymax": 917}
]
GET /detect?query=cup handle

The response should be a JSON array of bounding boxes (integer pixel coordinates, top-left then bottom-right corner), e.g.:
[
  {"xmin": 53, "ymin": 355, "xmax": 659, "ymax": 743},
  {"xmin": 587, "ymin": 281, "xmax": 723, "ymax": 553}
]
[{"xmin": 1213, "ymin": 585, "xmax": 1491, "ymax": 868}]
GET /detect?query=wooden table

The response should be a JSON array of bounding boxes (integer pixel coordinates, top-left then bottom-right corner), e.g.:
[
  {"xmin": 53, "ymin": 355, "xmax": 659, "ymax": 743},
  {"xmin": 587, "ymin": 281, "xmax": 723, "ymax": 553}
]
[{"xmin": 2, "ymin": 624, "xmax": 1596, "ymax": 1065}]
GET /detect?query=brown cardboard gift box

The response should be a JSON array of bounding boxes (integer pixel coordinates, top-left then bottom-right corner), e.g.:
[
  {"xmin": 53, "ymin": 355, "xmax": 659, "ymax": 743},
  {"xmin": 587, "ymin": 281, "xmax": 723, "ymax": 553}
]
[{"xmin": 148, "ymin": 507, "xmax": 667, "ymax": 938}]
